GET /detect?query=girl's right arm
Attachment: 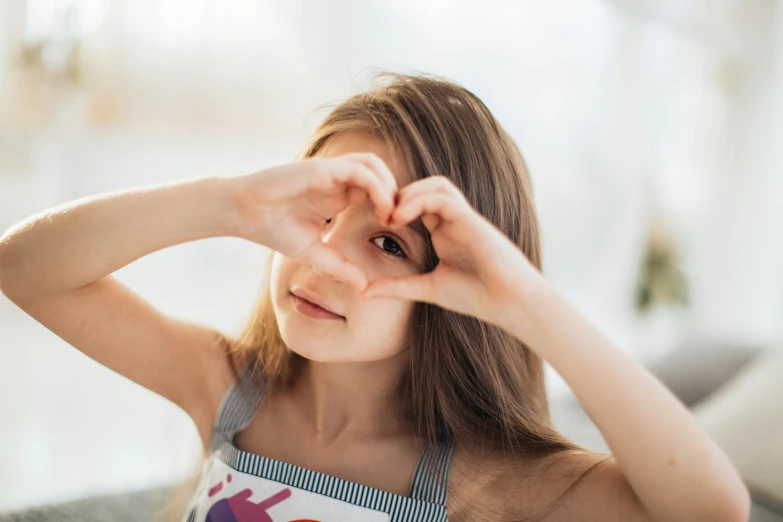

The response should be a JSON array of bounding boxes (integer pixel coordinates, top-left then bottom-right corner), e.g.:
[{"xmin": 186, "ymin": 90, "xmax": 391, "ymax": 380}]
[
  {"xmin": 0, "ymin": 153, "xmax": 396, "ymax": 452},
  {"xmin": 0, "ymin": 175, "xmax": 245, "ymax": 451}
]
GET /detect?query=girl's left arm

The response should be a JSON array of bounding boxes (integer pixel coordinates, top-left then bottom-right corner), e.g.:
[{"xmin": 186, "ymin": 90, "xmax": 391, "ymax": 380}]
[
  {"xmin": 361, "ymin": 174, "xmax": 751, "ymax": 522},
  {"xmin": 501, "ymin": 277, "xmax": 751, "ymax": 522}
]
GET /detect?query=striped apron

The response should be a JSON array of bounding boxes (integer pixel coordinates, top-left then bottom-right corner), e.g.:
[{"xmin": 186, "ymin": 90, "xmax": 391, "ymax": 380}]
[{"xmin": 183, "ymin": 359, "xmax": 454, "ymax": 522}]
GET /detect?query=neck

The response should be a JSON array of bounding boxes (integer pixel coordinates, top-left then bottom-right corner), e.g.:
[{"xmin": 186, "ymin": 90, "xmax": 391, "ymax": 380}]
[{"xmin": 288, "ymin": 352, "xmax": 411, "ymax": 447}]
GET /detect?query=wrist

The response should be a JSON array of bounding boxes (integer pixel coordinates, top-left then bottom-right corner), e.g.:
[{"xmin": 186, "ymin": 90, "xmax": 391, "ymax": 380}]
[
  {"xmin": 209, "ymin": 175, "xmax": 248, "ymax": 238},
  {"xmin": 500, "ymin": 272, "xmax": 556, "ymax": 342}
]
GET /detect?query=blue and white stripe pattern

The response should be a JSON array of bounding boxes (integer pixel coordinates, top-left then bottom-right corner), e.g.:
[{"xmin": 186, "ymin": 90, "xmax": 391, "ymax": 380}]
[{"xmin": 183, "ymin": 359, "xmax": 455, "ymax": 521}]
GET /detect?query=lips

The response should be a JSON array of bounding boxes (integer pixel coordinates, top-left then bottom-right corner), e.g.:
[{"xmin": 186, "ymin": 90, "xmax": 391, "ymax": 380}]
[{"xmin": 291, "ymin": 288, "xmax": 344, "ymax": 318}]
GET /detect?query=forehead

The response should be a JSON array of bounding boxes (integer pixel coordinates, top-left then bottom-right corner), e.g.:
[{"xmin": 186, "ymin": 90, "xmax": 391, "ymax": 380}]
[{"xmin": 317, "ymin": 132, "xmax": 413, "ymax": 187}]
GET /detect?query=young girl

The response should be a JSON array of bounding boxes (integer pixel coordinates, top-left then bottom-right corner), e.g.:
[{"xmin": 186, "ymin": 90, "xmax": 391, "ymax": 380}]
[{"xmin": 0, "ymin": 71, "xmax": 749, "ymax": 522}]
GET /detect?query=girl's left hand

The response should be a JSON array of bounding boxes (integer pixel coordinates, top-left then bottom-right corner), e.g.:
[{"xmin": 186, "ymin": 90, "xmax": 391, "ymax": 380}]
[{"xmin": 361, "ymin": 175, "xmax": 544, "ymax": 329}]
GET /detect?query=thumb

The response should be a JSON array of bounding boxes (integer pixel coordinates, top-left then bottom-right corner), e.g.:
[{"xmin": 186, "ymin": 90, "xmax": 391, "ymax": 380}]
[{"xmin": 362, "ymin": 274, "xmax": 432, "ymax": 302}]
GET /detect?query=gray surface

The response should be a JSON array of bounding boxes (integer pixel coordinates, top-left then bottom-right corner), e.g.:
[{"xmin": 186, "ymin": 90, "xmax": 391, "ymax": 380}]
[
  {"xmin": 0, "ymin": 485, "xmax": 176, "ymax": 522},
  {"xmin": 751, "ymin": 491, "xmax": 783, "ymax": 522},
  {"xmin": 647, "ymin": 336, "xmax": 766, "ymax": 407},
  {"xmin": 754, "ymin": 503, "xmax": 783, "ymax": 522}
]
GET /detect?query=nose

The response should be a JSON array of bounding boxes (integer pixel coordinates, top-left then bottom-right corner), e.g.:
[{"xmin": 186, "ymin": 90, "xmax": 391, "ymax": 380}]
[
  {"xmin": 319, "ymin": 213, "xmax": 354, "ymax": 251},
  {"xmin": 312, "ymin": 216, "xmax": 354, "ymax": 278}
]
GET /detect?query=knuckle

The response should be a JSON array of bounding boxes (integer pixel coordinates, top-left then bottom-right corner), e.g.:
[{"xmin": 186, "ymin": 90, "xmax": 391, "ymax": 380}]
[
  {"xmin": 431, "ymin": 175, "xmax": 452, "ymax": 190},
  {"xmin": 310, "ymin": 159, "xmax": 332, "ymax": 178}
]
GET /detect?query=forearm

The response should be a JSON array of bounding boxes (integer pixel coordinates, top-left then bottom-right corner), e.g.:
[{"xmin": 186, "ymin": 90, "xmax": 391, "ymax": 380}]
[
  {"xmin": 506, "ymin": 280, "xmax": 750, "ymax": 522},
  {"xmin": 0, "ymin": 175, "xmax": 241, "ymax": 298}
]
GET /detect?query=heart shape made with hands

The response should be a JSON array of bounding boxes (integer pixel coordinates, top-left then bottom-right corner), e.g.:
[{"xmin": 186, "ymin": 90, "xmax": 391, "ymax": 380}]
[
  {"xmin": 310, "ymin": 173, "xmax": 540, "ymax": 330},
  {"xmin": 333, "ymin": 176, "xmax": 458, "ymax": 291}
]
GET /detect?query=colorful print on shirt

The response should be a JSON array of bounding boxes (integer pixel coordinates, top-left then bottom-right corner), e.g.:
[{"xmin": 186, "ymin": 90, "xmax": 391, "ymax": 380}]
[{"xmin": 196, "ymin": 458, "xmax": 391, "ymax": 522}]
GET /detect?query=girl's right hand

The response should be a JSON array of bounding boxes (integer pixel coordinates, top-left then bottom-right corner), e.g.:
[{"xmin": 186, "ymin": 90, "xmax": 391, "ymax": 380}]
[{"xmin": 232, "ymin": 153, "xmax": 399, "ymax": 289}]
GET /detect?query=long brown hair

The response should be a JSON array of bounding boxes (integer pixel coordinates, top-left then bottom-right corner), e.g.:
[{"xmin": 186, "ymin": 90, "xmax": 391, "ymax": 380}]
[{"xmin": 167, "ymin": 70, "xmax": 610, "ymax": 522}]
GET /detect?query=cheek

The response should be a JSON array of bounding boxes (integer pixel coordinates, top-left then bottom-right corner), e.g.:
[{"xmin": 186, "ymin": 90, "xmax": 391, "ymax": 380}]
[
  {"xmin": 351, "ymin": 300, "xmax": 413, "ymax": 360},
  {"xmin": 270, "ymin": 253, "xmax": 295, "ymax": 300}
]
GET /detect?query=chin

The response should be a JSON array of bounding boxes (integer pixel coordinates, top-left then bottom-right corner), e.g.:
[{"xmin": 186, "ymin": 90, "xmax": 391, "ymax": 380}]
[
  {"xmin": 279, "ymin": 330, "xmax": 342, "ymax": 363},
  {"xmin": 278, "ymin": 316, "xmax": 408, "ymax": 363},
  {"xmin": 287, "ymin": 347, "xmax": 339, "ymax": 363},
  {"xmin": 284, "ymin": 341, "xmax": 397, "ymax": 364}
]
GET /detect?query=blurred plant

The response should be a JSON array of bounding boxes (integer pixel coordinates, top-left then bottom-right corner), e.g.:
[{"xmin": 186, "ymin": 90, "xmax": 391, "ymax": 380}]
[
  {"xmin": 16, "ymin": 0, "xmax": 83, "ymax": 87},
  {"xmin": 634, "ymin": 218, "xmax": 689, "ymax": 313},
  {"xmin": 17, "ymin": 40, "xmax": 82, "ymax": 86},
  {"xmin": 3, "ymin": 2, "xmax": 84, "ymax": 134}
]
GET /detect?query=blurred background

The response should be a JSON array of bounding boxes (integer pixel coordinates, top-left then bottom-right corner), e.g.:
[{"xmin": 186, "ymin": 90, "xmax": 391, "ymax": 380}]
[{"xmin": 1, "ymin": 0, "xmax": 782, "ymax": 519}]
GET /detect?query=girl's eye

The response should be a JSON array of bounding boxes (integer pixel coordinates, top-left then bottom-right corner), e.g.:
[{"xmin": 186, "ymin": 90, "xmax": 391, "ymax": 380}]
[
  {"xmin": 324, "ymin": 219, "xmax": 406, "ymax": 260},
  {"xmin": 372, "ymin": 235, "xmax": 407, "ymax": 259}
]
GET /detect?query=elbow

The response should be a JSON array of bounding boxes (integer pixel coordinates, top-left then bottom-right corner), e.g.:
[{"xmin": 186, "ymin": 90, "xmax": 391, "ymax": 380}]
[
  {"xmin": 0, "ymin": 235, "xmax": 24, "ymax": 299},
  {"xmin": 703, "ymin": 483, "xmax": 752, "ymax": 522},
  {"xmin": 0, "ymin": 244, "xmax": 12, "ymax": 296},
  {"xmin": 725, "ymin": 485, "xmax": 752, "ymax": 522},
  {"xmin": 665, "ymin": 482, "xmax": 752, "ymax": 522}
]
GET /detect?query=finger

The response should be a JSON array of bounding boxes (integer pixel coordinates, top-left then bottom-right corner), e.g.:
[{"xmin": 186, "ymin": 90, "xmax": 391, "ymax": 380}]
[
  {"xmin": 333, "ymin": 160, "xmax": 396, "ymax": 223},
  {"xmin": 306, "ymin": 243, "xmax": 368, "ymax": 290},
  {"xmin": 421, "ymin": 213, "xmax": 440, "ymax": 232},
  {"xmin": 362, "ymin": 274, "xmax": 435, "ymax": 302},
  {"xmin": 345, "ymin": 152, "xmax": 399, "ymax": 206},
  {"xmin": 307, "ymin": 159, "xmax": 392, "ymax": 219},
  {"xmin": 333, "ymin": 153, "xmax": 397, "ymax": 221},
  {"xmin": 346, "ymin": 186, "xmax": 368, "ymax": 206},
  {"xmin": 395, "ymin": 175, "xmax": 463, "ymax": 205},
  {"xmin": 389, "ymin": 193, "xmax": 467, "ymax": 229}
]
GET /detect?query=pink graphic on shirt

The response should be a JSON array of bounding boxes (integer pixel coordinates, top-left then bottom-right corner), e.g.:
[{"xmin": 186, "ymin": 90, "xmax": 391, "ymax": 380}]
[
  {"xmin": 205, "ymin": 486, "xmax": 293, "ymax": 522},
  {"xmin": 208, "ymin": 474, "xmax": 233, "ymax": 497}
]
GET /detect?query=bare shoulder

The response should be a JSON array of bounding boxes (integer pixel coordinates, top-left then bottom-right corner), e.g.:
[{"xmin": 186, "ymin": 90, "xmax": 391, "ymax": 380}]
[
  {"xmin": 185, "ymin": 329, "xmax": 244, "ymax": 453},
  {"xmin": 533, "ymin": 450, "xmax": 651, "ymax": 522},
  {"xmin": 448, "ymin": 447, "xmax": 650, "ymax": 522}
]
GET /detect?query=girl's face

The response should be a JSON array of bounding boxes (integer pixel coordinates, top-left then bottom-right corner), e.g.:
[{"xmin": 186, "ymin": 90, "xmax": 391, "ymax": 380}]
[{"xmin": 270, "ymin": 132, "xmax": 429, "ymax": 363}]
